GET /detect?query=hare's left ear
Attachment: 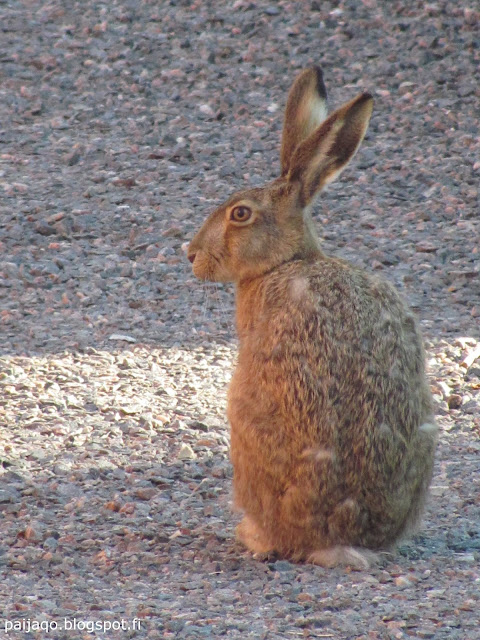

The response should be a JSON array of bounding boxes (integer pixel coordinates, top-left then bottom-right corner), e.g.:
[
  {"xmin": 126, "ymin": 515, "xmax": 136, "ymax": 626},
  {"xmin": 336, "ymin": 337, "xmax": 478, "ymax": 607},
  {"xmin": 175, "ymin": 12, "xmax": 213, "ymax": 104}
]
[
  {"xmin": 280, "ymin": 67, "xmax": 328, "ymax": 176},
  {"xmin": 287, "ymin": 91, "xmax": 373, "ymax": 207}
]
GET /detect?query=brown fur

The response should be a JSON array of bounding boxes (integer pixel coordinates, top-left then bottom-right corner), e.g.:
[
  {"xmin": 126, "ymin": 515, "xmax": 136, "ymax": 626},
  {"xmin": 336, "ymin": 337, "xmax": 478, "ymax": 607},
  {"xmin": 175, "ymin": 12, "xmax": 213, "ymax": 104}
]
[{"xmin": 188, "ymin": 67, "xmax": 437, "ymax": 568}]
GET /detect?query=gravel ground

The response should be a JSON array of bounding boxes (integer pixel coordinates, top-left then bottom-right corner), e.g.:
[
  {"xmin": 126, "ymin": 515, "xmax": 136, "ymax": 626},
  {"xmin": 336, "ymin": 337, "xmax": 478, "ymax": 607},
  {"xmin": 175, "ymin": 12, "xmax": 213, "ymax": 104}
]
[{"xmin": 0, "ymin": 1, "xmax": 479, "ymax": 638}]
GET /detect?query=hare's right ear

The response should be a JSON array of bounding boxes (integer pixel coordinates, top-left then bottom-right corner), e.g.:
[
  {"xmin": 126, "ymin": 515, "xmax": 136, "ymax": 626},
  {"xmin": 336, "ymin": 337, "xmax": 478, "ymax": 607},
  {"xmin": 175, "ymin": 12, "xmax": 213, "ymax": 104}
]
[
  {"xmin": 281, "ymin": 67, "xmax": 328, "ymax": 176},
  {"xmin": 287, "ymin": 91, "xmax": 373, "ymax": 207}
]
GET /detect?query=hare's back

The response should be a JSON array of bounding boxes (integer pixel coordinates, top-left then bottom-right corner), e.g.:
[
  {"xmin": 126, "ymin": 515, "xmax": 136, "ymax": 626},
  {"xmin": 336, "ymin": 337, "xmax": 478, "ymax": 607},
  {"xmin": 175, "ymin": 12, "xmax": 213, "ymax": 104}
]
[
  {"xmin": 309, "ymin": 257, "xmax": 423, "ymax": 363},
  {"xmin": 268, "ymin": 258, "xmax": 421, "ymax": 352},
  {"xmin": 260, "ymin": 257, "xmax": 431, "ymax": 432}
]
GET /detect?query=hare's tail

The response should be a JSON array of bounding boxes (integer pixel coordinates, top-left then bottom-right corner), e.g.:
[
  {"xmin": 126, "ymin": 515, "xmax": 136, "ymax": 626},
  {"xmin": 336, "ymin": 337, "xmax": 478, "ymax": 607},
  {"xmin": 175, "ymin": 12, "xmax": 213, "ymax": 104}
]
[{"xmin": 307, "ymin": 546, "xmax": 380, "ymax": 570}]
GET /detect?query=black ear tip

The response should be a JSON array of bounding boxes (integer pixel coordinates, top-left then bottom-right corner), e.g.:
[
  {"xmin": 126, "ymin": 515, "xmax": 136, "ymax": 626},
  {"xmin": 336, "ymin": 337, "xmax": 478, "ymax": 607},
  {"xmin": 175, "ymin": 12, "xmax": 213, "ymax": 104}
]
[
  {"xmin": 361, "ymin": 92, "xmax": 374, "ymax": 114},
  {"xmin": 312, "ymin": 66, "xmax": 327, "ymax": 100},
  {"xmin": 353, "ymin": 92, "xmax": 374, "ymax": 113}
]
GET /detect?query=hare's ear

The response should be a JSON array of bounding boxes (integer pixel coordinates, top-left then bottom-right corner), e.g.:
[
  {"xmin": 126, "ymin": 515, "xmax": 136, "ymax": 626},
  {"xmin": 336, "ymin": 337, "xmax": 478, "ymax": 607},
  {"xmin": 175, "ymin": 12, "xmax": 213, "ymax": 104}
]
[
  {"xmin": 280, "ymin": 67, "xmax": 328, "ymax": 176},
  {"xmin": 288, "ymin": 92, "xmax": 373, "ymax": 206}
]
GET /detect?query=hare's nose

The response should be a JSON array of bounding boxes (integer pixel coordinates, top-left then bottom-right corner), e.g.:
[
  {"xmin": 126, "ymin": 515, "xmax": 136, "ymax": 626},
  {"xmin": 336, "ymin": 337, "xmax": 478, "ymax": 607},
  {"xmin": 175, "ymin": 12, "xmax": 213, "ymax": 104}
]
[{"xmin": 188, "ymin": 252, "xmax": 196, "ymax": 264}]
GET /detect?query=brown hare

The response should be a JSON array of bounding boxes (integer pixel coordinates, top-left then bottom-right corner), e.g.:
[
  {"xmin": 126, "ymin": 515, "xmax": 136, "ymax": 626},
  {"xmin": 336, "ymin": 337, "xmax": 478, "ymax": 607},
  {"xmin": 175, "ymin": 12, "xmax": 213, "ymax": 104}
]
[{"xmin": 188, "ymin": 67, "xmax": 437, "ymax": 569}]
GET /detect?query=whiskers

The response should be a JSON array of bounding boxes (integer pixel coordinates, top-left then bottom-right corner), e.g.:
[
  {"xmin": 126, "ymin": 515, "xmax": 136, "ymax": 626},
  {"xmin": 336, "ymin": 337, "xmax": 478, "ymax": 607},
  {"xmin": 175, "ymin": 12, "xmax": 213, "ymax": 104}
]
[{"xmin": 191, "ymin": 281, "xmax": 234, "ymax": 339}]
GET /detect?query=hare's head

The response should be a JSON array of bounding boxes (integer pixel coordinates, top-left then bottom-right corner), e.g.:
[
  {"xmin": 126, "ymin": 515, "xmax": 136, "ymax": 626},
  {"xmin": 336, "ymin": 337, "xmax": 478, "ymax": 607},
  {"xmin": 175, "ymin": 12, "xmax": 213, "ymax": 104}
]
[{"xmin": 188, "ymin": 67, "xmax": 373, "ymax": 283}]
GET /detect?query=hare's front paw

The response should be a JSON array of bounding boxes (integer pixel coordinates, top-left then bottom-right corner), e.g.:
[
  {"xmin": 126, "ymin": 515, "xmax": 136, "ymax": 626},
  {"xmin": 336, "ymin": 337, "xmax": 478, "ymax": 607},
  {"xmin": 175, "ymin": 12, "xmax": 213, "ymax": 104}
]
[{"xmin": 236, "ymin": 516, "xmax": 274, "ymax": 555}]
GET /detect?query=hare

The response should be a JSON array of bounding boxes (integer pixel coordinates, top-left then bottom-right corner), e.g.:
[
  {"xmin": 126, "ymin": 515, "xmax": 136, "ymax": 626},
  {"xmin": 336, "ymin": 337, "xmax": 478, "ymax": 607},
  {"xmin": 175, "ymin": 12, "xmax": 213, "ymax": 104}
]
[{"xmin": 187, "ymin": 67, "xmax": 437, "ymax": 569}]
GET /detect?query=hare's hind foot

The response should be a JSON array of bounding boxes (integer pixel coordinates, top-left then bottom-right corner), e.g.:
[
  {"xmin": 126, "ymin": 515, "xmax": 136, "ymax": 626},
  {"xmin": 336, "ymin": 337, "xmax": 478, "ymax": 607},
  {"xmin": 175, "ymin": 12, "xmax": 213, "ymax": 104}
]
[
  {"xmin": 308, "ymin": 546, "xmax": 379, "ymax": 570},
  {"xmin": 236, "ymin": 516, "xmax": 274, "ymax": 555}
]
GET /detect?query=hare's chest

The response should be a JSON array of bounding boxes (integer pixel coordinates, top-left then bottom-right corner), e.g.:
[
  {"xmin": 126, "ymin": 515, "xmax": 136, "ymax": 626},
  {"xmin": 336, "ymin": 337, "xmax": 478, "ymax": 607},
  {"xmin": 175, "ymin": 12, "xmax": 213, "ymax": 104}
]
[{"xmin": 227, "ymin": 351, "xmax": 280, "ymax": 420}]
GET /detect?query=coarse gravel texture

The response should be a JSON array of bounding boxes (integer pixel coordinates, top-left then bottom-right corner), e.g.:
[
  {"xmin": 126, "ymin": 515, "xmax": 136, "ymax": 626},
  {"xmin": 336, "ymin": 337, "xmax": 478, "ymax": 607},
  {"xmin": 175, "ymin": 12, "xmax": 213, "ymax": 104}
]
[{"xmin": 0, "ymin": 0, "xmax": 479, "ymax": 638}]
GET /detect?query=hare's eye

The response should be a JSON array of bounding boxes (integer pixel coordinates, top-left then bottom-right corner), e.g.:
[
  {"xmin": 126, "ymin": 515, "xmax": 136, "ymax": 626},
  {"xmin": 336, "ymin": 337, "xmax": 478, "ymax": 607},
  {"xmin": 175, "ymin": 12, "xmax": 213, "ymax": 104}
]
[{"xmin": 230, "ymin": 206, "xmax": 252, "ymax": 222}]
